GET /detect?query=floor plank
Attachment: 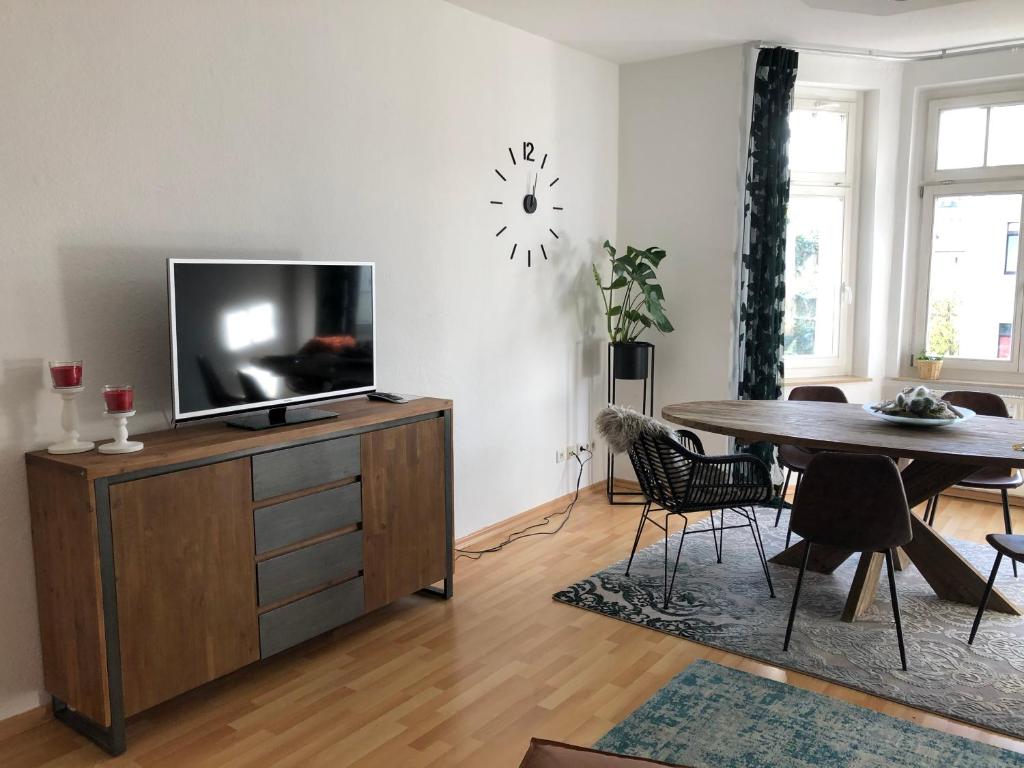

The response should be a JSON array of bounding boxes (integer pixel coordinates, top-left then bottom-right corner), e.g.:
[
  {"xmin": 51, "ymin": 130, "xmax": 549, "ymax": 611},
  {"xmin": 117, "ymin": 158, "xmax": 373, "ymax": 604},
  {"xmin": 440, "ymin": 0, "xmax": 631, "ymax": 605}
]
[{"xmin": 1, "ymin": 486, "xmax": 1022, "ymax": 766}]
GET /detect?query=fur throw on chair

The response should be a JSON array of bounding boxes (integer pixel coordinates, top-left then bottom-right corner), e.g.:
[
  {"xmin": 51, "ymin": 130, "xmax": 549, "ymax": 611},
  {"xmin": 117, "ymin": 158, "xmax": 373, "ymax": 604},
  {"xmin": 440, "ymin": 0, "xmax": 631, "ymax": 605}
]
[{"xmin": 595, "ymin": 405, "xmax": 674, "ymax": 454}]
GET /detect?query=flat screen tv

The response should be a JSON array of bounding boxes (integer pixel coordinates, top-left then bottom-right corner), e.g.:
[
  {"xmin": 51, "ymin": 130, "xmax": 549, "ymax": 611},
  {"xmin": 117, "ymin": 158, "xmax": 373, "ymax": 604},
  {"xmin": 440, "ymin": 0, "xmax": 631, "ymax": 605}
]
[{"xmin": 168, "ymin": 259, "xmax": 376, "ymax": 429}]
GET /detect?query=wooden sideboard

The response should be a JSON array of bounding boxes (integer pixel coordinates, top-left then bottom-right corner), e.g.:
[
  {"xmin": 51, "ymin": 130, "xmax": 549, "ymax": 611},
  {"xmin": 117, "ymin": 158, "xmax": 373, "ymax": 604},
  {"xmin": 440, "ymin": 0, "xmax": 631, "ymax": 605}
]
[{"xmin": 25, "ymin": 397, "xmax": 453, "ymax": 755}]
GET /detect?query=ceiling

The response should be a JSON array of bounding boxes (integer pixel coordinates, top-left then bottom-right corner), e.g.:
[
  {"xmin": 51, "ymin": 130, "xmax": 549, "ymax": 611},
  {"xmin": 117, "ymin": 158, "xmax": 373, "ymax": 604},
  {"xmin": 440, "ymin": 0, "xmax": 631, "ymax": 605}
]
[{"xmin": 444, "ymin": 0, "xmax": 1024, "ymax": 63}]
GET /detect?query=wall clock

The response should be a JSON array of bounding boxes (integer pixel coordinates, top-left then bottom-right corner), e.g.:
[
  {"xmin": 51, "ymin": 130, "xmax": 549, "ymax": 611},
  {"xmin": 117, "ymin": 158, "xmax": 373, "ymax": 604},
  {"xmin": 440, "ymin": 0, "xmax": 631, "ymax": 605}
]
[{"xmin": 490, "ymin": 141, "xmax": 563, "ymax": 267}]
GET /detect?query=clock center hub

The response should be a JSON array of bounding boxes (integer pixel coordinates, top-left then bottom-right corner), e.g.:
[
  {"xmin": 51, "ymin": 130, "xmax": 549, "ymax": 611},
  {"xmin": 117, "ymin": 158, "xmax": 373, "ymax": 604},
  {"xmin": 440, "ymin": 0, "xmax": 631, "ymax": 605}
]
[{"xmin": 522, "ymin": 194, "xmax": 538, "ymax": 214}]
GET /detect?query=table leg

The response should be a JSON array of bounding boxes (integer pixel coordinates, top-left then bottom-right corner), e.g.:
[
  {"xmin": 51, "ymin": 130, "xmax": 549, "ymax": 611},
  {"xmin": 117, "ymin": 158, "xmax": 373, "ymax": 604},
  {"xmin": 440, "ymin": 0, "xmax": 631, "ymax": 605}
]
[
  {"xmin": 771, "ymin": 458, "xmax": 1021, "ymax": 621},
  {"xmin": 902, "ymin": 515, "xmax": 1019, "ymax": 615},
  {"xmin": 842, "ymin": 460, "xmax": 1021, "ymax": 620},
  {"xmin": 770, "ymin": 540, "xmax": 854, "ymax": 573},
  {"xmin": 899, "ymin": 459, "xmax": 1018, "ymax": 615},
  {"xmin": 893, "ymin": 547, "xmax": 911, "ymax": 571},
  {"xmin": 841, "ymin": 552, "xmax": 884, "ymax": 622}
]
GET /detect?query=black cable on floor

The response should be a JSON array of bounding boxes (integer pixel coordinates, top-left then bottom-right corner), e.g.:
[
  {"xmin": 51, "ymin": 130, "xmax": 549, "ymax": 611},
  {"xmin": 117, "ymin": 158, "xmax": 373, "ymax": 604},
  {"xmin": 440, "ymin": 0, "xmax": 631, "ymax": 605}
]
[{"xmin": 454, "ymin": 448, "xmax": 592, "ymax": 561}]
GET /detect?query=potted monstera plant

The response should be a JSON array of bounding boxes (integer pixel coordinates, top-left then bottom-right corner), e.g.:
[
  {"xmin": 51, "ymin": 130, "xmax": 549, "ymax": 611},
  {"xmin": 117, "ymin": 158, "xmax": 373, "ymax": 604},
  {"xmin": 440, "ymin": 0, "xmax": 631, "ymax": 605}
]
[{"xmin": 592, "ymin": 240, "xmax": 674, "ymax": 379}]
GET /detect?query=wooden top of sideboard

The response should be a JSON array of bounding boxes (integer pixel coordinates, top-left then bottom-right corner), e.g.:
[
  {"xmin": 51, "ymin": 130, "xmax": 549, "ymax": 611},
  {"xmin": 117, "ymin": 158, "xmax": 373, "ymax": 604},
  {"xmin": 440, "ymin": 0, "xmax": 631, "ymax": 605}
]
[{"xmin": 26, "ymin": 396, "xmax": 453, "ymax": 480}]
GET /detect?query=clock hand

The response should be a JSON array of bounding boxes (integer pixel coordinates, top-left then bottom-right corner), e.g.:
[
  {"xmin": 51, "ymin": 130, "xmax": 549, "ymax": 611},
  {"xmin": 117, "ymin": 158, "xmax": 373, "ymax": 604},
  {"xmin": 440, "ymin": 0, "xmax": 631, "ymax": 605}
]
[{"xmin": 532, "ymin": 173, "xmax": 538, "ymax": 195}]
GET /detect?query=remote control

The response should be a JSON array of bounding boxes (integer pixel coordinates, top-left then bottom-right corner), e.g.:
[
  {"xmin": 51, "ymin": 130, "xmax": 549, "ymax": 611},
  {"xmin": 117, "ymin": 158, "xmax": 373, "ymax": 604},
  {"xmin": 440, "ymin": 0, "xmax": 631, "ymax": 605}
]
[{"xmin": 367, "ymin": 392, "xmax": 407, "ymax": 404}]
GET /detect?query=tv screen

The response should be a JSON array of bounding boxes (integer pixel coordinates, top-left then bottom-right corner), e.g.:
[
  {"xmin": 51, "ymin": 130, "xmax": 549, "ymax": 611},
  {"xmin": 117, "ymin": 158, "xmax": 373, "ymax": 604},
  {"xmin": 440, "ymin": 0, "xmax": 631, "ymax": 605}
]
[{"xmin": 168, "ymin": 260, "xmax": 375, "ymax": 421}]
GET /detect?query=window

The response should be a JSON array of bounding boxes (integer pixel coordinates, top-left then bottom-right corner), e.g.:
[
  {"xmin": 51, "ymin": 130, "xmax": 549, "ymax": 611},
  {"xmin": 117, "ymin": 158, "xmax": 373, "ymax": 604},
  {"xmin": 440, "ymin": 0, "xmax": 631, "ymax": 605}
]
[
  {"xmin": 783, "ymin": 87, "xmax": 860, "ymax": 378},
  {"xmin": 915, "ymin": 90, "xmax": 1024, "ymax": 376},
  {"xmin": 933, "ymin": 100, "xmax": 1024, "ymax": 173}
]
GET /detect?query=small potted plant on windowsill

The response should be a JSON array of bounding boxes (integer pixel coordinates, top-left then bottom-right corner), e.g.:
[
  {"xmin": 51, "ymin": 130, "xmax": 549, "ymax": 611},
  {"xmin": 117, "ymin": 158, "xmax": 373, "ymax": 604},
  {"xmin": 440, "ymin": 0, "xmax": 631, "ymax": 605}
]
[
  {"xmin": 592, "ymin": 240, "xmax": 674, "ymax": 380},
  {"xmin": 916, "ymin": 352, "xmax": 944, "ymax": 381}
]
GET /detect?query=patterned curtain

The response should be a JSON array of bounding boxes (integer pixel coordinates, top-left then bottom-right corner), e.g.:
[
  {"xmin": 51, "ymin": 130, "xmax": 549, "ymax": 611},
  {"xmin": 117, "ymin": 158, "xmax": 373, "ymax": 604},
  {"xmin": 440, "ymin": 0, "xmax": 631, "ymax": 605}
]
[{"xmin": 737, "ymin": 46, "xmax": 799, "ymax": 469}]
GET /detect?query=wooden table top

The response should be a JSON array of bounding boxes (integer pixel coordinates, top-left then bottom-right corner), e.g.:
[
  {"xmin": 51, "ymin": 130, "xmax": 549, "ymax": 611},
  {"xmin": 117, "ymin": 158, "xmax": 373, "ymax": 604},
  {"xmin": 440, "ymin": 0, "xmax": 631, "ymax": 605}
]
[
  {"xmin": 662, "ymin": 400, "xmax": 1024, "ymax": 469},
  {"xmin": 27, "ymin": 396, "xmax": 453, "ymax": 480}
]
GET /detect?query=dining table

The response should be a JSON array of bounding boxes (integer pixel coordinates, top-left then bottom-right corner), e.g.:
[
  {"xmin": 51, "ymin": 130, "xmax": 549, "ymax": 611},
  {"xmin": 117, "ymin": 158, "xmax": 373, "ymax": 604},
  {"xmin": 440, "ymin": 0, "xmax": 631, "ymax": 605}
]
[{"xmin": 662, "ymin": 399, "xmax": 1024, "ymax": 622}]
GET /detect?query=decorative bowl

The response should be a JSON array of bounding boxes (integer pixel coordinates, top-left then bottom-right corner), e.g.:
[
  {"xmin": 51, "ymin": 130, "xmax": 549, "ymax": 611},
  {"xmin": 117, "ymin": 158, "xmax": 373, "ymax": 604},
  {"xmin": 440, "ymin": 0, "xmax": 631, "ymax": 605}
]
[{"xmin": 862, "ymin": 402, "xmax": 975, "ymax": 428}]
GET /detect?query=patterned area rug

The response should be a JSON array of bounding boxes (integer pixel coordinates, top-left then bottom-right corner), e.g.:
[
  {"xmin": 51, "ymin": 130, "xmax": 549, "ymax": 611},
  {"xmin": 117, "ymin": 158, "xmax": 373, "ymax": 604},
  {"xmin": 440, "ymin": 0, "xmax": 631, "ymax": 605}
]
[
  {"xmin": 554, "ymin": 508, "xmax": 1024, "ymax": 740},
  {"xmin": 595, "ymin": 660, "xmax": 1024, "ymax": 767}
]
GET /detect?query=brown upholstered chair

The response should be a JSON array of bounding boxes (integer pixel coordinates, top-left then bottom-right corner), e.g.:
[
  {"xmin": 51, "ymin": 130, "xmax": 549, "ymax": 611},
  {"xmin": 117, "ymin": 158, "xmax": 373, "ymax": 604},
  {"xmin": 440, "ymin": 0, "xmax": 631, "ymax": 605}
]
[
  {"xmin": 783, "ymin": 453, "xmax": 913, "ymax": 670},
  {"xmin": 924, "ymin": 390, "xmax": 1022, "ymax": 577},
  {"xmin": 774, "ymin": 385, "xmax": 849, "ymax": 547},
  {"xmin": 969, "ymin": 534, "xmax": 1024, "ymax": 644},
  {"xmin": 518, "ymin": 739, "xmax": 689, "ymax": 767}
]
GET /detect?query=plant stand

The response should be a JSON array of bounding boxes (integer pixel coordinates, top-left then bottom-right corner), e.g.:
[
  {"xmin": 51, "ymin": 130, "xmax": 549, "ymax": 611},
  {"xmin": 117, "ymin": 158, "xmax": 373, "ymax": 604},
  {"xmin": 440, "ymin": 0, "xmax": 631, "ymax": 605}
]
[{"xmin": 606, "ymin": 341, "xmax": 655, "ymax": 505}]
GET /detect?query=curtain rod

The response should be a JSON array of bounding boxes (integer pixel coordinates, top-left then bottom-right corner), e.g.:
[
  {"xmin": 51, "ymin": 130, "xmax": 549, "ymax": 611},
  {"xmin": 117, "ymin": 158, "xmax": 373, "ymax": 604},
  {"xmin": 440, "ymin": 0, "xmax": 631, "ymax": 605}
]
[{"xmin": 756, "ymin": 37, "xmax": 1024, "ymax": 62}]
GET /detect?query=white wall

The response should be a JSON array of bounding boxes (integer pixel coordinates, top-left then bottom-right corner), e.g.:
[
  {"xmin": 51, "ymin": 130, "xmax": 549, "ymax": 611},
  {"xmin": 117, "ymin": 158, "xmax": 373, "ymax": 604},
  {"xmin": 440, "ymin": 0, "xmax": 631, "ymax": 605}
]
[
  {"xmin": 616, "ymin": 45, "xmax": 749, "ymax": 452},
  {"xmin": 0, "ymin": 0, "xmax": 618, "ymax": 720}
]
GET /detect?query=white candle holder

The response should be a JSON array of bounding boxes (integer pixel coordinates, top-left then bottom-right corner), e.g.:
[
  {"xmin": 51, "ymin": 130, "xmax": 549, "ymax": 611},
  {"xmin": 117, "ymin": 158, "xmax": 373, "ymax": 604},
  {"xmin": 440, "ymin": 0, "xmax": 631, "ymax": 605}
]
[
  {"xmin": 98, "ymin": 410, "xmax": 144, "ymax": 454},
  {"xmin": 47, "ymin": 387, "xmax": 96, "ymax": 455}
]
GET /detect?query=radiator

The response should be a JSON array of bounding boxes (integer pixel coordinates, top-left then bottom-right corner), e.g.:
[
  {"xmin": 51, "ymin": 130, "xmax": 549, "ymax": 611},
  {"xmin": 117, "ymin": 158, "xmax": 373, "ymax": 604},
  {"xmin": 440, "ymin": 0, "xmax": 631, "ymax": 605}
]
[{"xmin": 1004, "ymin": 395, "xmax": 1024, "ymax": 422}]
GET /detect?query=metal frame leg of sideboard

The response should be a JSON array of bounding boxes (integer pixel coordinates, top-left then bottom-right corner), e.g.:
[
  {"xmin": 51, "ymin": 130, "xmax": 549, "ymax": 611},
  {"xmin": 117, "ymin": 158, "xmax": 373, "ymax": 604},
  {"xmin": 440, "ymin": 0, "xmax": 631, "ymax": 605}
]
[
  {"xmin": 54, "ymin": 477, "xmax": 128, "ymax": 756},
  {"xmin": 419, "ymin": 409, "xmax": 455, "ymax": 601},
  {"xmin": 52, "ymin": 696, "xmax": 126, "ymax": 756},
  {"xmin": 419, "ymin": 579, "xmax": 453, "ymax": 599}
]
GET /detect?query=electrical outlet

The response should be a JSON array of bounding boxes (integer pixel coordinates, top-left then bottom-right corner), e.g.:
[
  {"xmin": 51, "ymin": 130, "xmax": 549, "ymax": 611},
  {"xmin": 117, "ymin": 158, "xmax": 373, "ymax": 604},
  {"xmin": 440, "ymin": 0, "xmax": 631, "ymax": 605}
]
[
  {"xmin": 569, "ymin": 440, "xmax": 595, "ymax": 457},
  {"xmin": 555, "ymin": 447, "xmax": 567, "ymax": 463}
]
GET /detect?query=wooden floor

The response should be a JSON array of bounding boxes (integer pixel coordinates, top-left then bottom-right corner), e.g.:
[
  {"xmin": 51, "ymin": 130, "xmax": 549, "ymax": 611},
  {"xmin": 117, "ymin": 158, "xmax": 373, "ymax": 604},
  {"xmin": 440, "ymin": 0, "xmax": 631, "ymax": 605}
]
[{"xmin": 3, "ymin": 486, "xmax": 1024, "ymax": 767}]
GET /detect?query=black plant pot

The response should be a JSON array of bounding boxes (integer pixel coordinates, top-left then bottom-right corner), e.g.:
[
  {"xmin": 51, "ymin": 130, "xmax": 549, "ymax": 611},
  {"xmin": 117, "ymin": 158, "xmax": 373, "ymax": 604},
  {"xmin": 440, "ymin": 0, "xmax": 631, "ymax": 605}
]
[{"xmin": 611, "ymin": 341, "xmax": 652, "ymax": 380}]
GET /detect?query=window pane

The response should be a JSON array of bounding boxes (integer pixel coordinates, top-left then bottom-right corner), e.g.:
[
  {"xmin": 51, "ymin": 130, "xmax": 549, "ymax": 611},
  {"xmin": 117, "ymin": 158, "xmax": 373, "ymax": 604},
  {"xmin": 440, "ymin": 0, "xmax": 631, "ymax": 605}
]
[
  {"xmin": 936, "ymin": 107, "xmax": 987, "ymax": 170},
  {"xmin": 784, "ymin": 195, "xmax": 845, "ymax": 359},
  {"xmin": 789, "ymin": 108, "xmax": 847, "ymax": 174},
  {"xmin": 926, "ymin": 194, "xmax": 1022, "ymax": 361},
  {"xmin": 987, "ymin": 104, "xmax": 1024, "ymax": 167},
  {"xmin": 1007, "ymin": 222, "xmax": 1020, "ymax": 275}
]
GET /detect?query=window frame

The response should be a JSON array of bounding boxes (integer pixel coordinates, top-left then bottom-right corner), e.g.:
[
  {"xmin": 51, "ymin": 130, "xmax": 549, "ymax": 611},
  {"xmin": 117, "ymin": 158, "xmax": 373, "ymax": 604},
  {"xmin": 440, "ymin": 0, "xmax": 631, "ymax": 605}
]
[
  {"xmin": 912, "ymin": 180, "xmax": 1024, "ymax": 374},
  {"xmin": 911, "ymin": 88, "xmax": 1024, "ymax": 379},
  {"xmin": 784, "ymin": 86, "xmax": 861, "ymax": 380},
  {"xmin": 924, "ymin": 90, "xmax": 1024, "ymax": 184},
  {"xmin": 1007, "ymin": 222, "xmax": 1020, "ymax": 276}
]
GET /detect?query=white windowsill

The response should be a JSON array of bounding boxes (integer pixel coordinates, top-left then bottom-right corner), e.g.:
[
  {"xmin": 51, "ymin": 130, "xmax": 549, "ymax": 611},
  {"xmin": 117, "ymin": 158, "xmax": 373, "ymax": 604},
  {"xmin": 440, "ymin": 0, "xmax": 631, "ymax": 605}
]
[{"xmin": 784, "ymin": 375, "xmax": 872, "ymax": 386}]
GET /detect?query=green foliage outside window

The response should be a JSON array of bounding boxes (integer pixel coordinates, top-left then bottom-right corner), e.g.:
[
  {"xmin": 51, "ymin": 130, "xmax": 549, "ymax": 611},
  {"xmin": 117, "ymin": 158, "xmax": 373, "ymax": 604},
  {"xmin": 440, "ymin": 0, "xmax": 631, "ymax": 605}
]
[
  {"xmin": 785, "ymin": 233, "xmax": 819, "ymax": 356},
  {"xmin": 927, "ymin": 297, "xmax": 960, "ymax": 358}
]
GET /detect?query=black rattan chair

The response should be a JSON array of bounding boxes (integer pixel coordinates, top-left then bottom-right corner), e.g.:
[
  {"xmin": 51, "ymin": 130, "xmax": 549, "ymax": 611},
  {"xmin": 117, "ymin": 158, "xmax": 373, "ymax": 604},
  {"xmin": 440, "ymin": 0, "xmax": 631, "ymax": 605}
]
[
  {"xmin": 624, "ymin": 427, "xmax": 776, "ymax": 609},
  {"xmin": 924, "ymin": 390, "xmax": 1022, "ymax": 578},
  {"xmin": 774, "ymin": 385, "xmax": 848, "ymax": 549},
  {"xmin": 783, "ymin": 452, "xmax": 913, "ymax": 670}
]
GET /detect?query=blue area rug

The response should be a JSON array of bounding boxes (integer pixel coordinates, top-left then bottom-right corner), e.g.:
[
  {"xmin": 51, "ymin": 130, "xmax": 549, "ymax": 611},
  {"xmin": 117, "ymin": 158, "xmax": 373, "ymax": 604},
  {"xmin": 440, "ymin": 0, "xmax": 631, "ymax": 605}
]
[
  {"xmin": 597, "ymin": 660, "xmax": 1024, "ymax": 767},
  {"xmin": 555, "ymin": 507, "xmax": 1024, "ymax": 740}
]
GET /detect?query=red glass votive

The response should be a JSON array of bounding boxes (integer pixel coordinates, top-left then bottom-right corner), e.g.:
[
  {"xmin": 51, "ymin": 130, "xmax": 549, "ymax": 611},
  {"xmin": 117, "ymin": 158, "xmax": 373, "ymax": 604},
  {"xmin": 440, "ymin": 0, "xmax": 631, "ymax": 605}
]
[
  {"xmin": 102, "ymin": 385, "xmax": 134, "ymax": 413},
  {"xmin": 49, "ymin": 360, "xmax": 83, "ymax": 389}
]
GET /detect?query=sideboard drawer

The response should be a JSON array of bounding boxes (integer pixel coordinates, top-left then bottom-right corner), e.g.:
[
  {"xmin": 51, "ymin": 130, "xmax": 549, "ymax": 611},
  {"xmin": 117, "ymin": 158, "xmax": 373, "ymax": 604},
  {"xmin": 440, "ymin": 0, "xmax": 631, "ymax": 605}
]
[
  {"xmin": 252, "ymin": 436, "xmax": 360, "ymax": 501},
  {"xmin": 257, "ymin": 531, "xmax": 363, "ymax": 606},
  {"xmin": 259, "ymin": 577, "xmax": 364, "ymax": 658},
  {"xmin": 254, "ymin": 482, "xmax": 362, "ymax": 555}
]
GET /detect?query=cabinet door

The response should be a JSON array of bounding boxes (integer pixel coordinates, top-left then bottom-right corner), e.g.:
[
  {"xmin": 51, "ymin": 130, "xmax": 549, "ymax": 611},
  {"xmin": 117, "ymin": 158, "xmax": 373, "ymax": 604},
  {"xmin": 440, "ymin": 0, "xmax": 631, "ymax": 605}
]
[
  {"xmin": 110, "ymin": 458, "xmax": 259, "ymax": 715},
  {"xmin": 362, "ymin": 419, "xmax": 447, "ymax": 611}
]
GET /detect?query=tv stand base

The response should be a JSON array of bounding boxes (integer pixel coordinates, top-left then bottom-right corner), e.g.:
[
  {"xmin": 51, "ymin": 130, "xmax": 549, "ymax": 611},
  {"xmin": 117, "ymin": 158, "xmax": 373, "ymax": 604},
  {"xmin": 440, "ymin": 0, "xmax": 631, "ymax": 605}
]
[{"xmin": 226, "ymin": 406, "xmax": 338, "ymax": 431}]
